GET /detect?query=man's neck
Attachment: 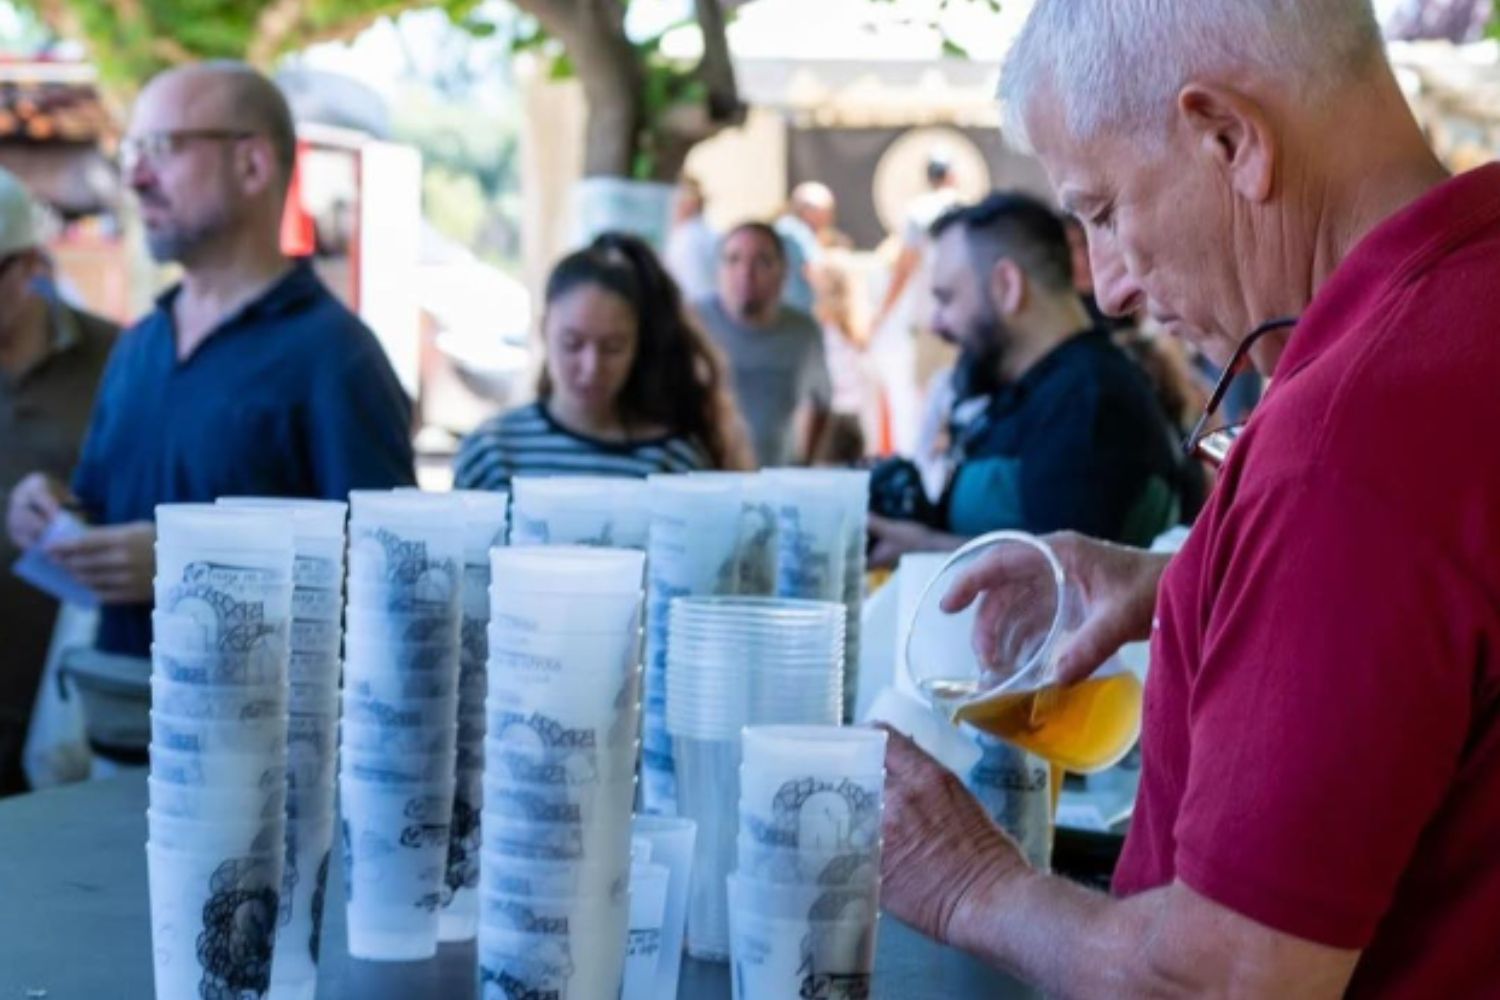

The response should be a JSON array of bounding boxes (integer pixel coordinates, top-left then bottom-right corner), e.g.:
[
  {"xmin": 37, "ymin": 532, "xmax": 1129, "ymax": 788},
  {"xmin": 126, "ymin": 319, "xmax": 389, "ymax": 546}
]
[
  {"xmin": 1282, "ymin": 77, "xmax": 1450, "ymax": 316},
  {"xmin": 1001, "ymin": 294, "xmax": 1094, "ymax": 383},
  {"xmin": 728, "ymin": 300, "xmax": 776, "ymax": 330},
  {"xmin": 0, "ymin": 295, "xmax": 51, "ymax": 378},
  {"xmin": 173, "ymin": 231, "xmax": 291, "ymax": 360}
]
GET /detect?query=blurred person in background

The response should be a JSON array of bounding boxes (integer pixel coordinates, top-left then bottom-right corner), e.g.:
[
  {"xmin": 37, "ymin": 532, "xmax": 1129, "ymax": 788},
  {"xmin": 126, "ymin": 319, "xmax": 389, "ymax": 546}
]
[
  {"xmin": 0, "ymin": 167, "xmax": 118, "ymax": 795},
  {"xmin": 809, "ymin": 251, "xmax": 878, "ymax": 465},
  {"xmin": 867, "ymin": 193, "xmax": 1184, "ymax": 568},
  {"xmin": 5, "ymin": 61, "xmax": 414, "ymax": 664},
  {"xmin": 693, "ymin": 222, "xmax": 832, "ymax": 467},
  {"xmin": 775, "ymin": 181, "xmax": 837, "ymax": 314},
  {"xmin": 455, "ymin": 232, "xmax": 751, "ymax": 491},
  {"xmin": 663, "ymin": 175, "xmax": 718, "ymax": 304}
]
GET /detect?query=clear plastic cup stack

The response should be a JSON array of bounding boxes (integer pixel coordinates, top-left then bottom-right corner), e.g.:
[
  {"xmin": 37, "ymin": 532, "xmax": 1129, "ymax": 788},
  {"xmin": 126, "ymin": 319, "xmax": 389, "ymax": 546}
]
[
  {"xmin": 340, "ymin": 490, "xmax": 465, "ymax": 961},
  {"xmin": 217, "ymin": 496, "xmax": 346, "ymax": 1000},
  {"xmin": 640, "ymin": 474, "xmax": 745, "ymax": 815},
  {"xmin": 730, "ymin": 725, "xmax": 886, "ymax": 999},
  {"xmin": 664, "ymin": 596, "xmax": 846, "ymax": 960},
  {"xmin": 481, "ymin": 546, "xmax": 646, "ymax": 998},
  {"xmin": 148, "ymin": 503, "xmax": 295, "ymax": 1000},
  {"xmin": 767, "ymin": 469, "xmax": 871, "ymax": 722},
  {"xmin": 509, "ymin": 476, "xmax": 651, "ymax": 550}
]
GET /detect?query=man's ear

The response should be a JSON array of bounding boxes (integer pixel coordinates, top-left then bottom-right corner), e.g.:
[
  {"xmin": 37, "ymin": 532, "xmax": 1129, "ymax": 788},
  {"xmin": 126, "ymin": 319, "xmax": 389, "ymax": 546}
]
[
  {"xmin": 235, "ymin": 136, "xmax": 280, "ymax": 199},
  {"xmin": 988, "ymin": 257, "xmax": 1028, "ymax": 317},
  {"xmin": 1177, "ymin": 83, "xmax": 1277, "ymax": 203}
]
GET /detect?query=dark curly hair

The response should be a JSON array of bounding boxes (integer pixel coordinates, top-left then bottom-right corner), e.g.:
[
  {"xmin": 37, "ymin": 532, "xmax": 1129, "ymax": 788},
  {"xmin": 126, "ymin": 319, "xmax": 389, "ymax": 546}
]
[{"xmin": 537, "ymin": 231, "xmax": 752, "ymax": 471}]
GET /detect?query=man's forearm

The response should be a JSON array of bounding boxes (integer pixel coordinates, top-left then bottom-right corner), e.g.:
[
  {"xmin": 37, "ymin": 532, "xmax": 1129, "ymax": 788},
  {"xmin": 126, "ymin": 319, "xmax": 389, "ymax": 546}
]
[{"xmin": 946, "ymin": 866, "xmax": 1159, "ymax": 999}]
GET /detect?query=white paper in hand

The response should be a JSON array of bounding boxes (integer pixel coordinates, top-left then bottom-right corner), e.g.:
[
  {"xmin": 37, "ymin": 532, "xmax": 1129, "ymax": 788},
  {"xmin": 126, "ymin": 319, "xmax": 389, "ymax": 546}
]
[{"xmin": 11, "ymin": 512, "xmax": 98, "ymax": 608}]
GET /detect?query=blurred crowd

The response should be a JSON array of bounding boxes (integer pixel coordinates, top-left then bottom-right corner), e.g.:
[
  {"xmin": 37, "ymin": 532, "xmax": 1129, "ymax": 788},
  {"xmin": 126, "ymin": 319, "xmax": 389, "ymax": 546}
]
[{"xmin": 0, "ymin": 60, "xmax": 1241, "ymax": 796}]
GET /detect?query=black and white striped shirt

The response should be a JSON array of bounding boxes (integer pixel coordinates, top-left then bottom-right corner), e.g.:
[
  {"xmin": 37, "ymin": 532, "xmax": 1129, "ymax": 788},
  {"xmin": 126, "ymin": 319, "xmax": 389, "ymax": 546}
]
[{"xmin": 453, "ymin": 402, "xmax": 711, "ymax": 492}]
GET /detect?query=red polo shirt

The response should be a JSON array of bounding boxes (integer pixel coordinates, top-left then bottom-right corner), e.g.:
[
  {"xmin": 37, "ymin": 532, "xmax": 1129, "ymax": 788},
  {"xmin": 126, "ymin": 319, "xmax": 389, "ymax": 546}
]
[{"xmin": 1114, "ymin": 164, "xmax": 1500, "ymax": 996}]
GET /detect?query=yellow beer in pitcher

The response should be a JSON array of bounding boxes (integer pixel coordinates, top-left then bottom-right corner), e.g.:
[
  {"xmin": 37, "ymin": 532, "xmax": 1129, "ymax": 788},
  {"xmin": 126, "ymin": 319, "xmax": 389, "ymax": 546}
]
[{"xmin": 923, "ymin": 671, "xmax": 1143, "ymax": 774}]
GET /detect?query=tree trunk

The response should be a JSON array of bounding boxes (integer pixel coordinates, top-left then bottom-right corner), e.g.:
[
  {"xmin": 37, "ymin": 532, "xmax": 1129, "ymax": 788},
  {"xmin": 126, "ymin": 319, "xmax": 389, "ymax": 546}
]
[{"xmin": 547, "ymin": 0, "xmax": 643, "ymax": 178}]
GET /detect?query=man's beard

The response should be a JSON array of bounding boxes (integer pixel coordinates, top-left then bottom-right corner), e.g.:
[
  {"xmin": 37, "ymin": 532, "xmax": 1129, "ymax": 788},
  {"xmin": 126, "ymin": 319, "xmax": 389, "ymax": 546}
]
[
  {"xmin": 140, "ymin": 197, "xmax": 232, "ymax": 265},
  {"xmin": 951, "ymin": 313, "xmax": 1009, "ymax": 400}
]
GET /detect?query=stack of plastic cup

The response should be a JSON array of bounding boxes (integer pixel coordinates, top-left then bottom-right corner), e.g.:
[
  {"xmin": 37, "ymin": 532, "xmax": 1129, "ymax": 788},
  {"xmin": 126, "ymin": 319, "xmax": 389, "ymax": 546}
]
[
  {"xmin": 774, "ymin": 470, "xmax": 870, "ymax": 719},
  {"xmin": 641, "ymin": 474, "xmax": 744, "ymax": 815},
  {"xmin": 438, "ymin": 489, "xmax": 509, "ymax": 942},
  {"xmin": 664, "ymin": 597, "xmax": 846, "ymax": 959},
  {"xmin": 218, "ymin": 497, "xmax": 345, "ymax": 1000},
  {"xmin": 768, "ymin": 470, "xmax": 871, "ymax": 722},
  {"xmin": 341, "ymin": 491, "xmax": 465, "ymax": 961},
  {"xmin": 730, "ymin": 725, "xmax": 886, "ymax": 999},
  {"xmin": 480, "ymin": 546, "xmax": 645, "ymax": 997},
  {"xmin": 148, "ymin": 504, "xmax": 294, "ymax": 1000},
  {"xmin": 509, "ymin": 476, "xmax": 651, "ymax": 549}
]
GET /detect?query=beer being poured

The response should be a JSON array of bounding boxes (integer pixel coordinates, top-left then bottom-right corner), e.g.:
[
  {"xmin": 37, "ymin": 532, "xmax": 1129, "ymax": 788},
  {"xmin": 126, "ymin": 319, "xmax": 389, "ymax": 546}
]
[{"xmin": 922, "ymin": 672, "xmax": 1143, "ymax": 774}]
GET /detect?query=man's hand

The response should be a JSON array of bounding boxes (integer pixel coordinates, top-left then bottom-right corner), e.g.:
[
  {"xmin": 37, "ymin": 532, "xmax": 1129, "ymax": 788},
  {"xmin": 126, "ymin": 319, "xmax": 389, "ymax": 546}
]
[
  {"xmin": 877, "ymin": 725, "xmax": 1028, "ymax": 945},
  {"xmin": 47, "ymin": 521, "xmax": 156, "ymax": 605},
  {"xmin": 867, "ymin": 514, "xmax": 962, "ymax": 570},
  {"xmin": 6, "ymin": 471, "xmax": 70, "ymax": 550},
  {"xmin": 941, "ymin": 531, "xmax": 1170, "ymax": 685}
]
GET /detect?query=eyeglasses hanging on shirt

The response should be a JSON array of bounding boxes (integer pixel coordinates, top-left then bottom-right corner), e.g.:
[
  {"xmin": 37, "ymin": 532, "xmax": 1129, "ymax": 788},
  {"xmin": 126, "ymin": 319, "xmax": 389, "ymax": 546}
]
[{"xmin": 1183, "ymin": 317, "xmax": 1299, "ymax": 467}]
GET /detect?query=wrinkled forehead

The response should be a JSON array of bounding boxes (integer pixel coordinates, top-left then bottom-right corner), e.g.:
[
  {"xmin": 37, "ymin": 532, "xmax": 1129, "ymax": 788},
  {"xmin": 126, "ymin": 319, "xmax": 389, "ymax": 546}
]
[
  {"xmin": 130, "ymin": 71, "xmax": 233, "ymax": 134},
  {"xmin": 1021, "ymin": 93, "xmax": 1130, "ymax": 218}
]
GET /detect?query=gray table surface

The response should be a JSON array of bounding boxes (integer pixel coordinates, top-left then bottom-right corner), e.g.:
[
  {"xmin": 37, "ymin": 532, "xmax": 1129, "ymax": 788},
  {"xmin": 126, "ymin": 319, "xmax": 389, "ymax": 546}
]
[{"xmin": 0, "ymin": 775, "xmax": 1038, "ymax": 999}]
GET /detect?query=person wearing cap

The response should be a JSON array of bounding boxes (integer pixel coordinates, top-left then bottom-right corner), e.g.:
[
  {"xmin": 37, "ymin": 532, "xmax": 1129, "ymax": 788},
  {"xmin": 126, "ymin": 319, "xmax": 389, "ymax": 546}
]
[
  {"xmin": 0, "ymin": 167, "xmax": 118, "ymax": 795},
  {"xmin": 878, "ymin": 1, "xmax": 1500, "ymax": 995},
  {"xmin": 5, "ymin": 61, "xmax": 414, "ymax": 667}
]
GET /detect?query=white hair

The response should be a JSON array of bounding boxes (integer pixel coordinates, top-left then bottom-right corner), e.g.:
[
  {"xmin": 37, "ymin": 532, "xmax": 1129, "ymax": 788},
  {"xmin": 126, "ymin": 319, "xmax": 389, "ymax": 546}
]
[{"xmin": 1000, "ymin": 0, "xmax": 1386, "ymax": 150}]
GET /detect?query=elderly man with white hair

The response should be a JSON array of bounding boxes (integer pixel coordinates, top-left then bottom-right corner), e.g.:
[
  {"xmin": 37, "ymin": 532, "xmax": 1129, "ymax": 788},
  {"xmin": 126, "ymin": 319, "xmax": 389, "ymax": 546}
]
[{"xmin": 879, "ymin": 1, "xmax": 1500, "ymax": 996}]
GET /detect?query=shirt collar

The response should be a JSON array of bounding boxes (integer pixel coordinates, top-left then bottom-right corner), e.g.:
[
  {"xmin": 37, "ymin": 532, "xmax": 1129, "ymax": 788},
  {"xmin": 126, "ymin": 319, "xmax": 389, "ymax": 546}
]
[
  {"xmin": 1275, "ymin": 164, "xmax": 1500, "ymax": 380},
  {"xmin": 152, "ymin": 257, "xmax": 321, "ymax": 326}
]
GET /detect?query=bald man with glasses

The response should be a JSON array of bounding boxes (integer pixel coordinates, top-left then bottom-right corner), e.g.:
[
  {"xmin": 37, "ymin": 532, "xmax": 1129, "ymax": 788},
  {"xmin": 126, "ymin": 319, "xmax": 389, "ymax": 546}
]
[{"xmin": 6, "ymin": 62, "xmax": 415, "ymax": 664}]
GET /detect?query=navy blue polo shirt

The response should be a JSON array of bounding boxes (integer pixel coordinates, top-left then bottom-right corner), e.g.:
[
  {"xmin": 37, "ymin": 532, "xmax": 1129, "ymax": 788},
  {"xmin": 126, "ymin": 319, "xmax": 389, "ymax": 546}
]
[
  {"xmin": 73, "ymin": 260, "xmax": 416, "ymax": 657},
  {"xmin": 942, "ymin": 329, "xmax": 1182, "ymax": 546}
]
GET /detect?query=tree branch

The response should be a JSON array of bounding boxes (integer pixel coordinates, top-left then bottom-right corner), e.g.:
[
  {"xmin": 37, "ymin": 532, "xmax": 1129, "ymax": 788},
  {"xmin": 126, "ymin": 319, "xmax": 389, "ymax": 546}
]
[{"xmin": 692, "ymin": 0, "xmax": 745, "ymax": 125}]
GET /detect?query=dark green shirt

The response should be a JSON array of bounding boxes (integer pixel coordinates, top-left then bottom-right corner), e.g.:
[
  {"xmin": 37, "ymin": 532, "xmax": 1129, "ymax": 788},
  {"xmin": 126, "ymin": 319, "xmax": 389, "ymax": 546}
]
[{"xmin": 0, "ymin": 296, "xmax": 116, "ymax": 741}]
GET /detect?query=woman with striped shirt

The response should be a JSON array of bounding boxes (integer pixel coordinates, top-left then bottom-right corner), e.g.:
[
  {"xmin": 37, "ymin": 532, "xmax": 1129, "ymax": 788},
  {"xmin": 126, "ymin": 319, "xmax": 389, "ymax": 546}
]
[{"xmin": 455, "ymin": 232, "xmax": 751, "ymax": 491}]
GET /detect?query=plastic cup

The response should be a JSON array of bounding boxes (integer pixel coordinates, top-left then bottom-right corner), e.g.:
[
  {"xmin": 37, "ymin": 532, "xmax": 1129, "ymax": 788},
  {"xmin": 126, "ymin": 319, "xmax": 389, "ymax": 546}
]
[
  {"xmin": 478, "ymin": 922, "xmax": 627, "ymax": 1000},
  {"xmin": 155, "ymin": 502, "xmax": 293, "ymax": 555},
  {"xmin": 340, "ymin": 779, "xmax": 456, "ymax": 960},
  {"xmin": 149, "ymin": 744, "xmax": 286, "ymax": 790},
  {"xmin": 483, "ymin": 774, "xmax": 637, "ymax": 830},
  {"xmin": 631, "ymin": 815, "xmax": 696, "ymax": 999},
  {"xmin": 149, "ymin": 676, "xmax": 285, "ymax": 721},
  {"xmin": 742, "ymin": 725, "xmax": 886, "ymax": 776},
  {"xmin": 146, "ymin": 842, "xmax": 282, "ymax": 1000},
  {"xmin": 734, "ymin": 840, "xmax": 882, "ymax": 887},
  {"xmin": 727, "ymin": 874, "xmax": 878, "ymax": 1000},
  {"xmin": 485, "ymin": 737, "xmax": 638, "ymax": 788},
  {"xmin": 341, "ymin": 691, "xmax": 459, "ymax": 728},
  {"xmin": 862, "ymin": 686, "xmax": 982, "ymax": 778},
  {"xmin": 480, "ymin": 847, "xmax": 629, "ymax": 898},
  {"xmin": 287, "ymin": 653, "xmax": 341, "ymax": 687},
  {"xmin": 148, "ymin": 776, "xmax": 285, "ymax": 821},
  {"xmin": 343, "ymin": 671, "xmax": 457, "ymax": 702},
  {"xmin": 621, "ymin": 861, "xmax": 670, "ymax": 1000},
  {"xmin": 671, "ymin": 735, "xmax": 740, "ymax": 960},
  {"xmin": 342, "ymin": 720, "xmax": 457, "ymax": 756},
  {"xmin": 149, "ymin": 710, "xmax": 286, "ymax": 757},
  {"xmin": 489, "ymin": 589, "xmax": 643, "ymax": 634},
  {"xmin": 437, "ymin": 767, "xmax": 485, "ymax": 943},
  {"xmin": 147, "ymin": 809, "xmax": 285, "ymax": 857},
  {"xmin": 490, "ymin": 546, "xmax": 645, "ymax": 596},
  {"xmin": 339, "ymin": 747, "xmax": 457, "ymax": 786},
  {"xmin": 479, "ymin": 812, "xmax": 633, "ymax": 866},
  {"xmin": 905, "ymin": 531, "xmax": 1144, "ymax": 774},
  {"xmin": 289, "ymin": 619, "xmax": 342, "ymax": 656}
]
